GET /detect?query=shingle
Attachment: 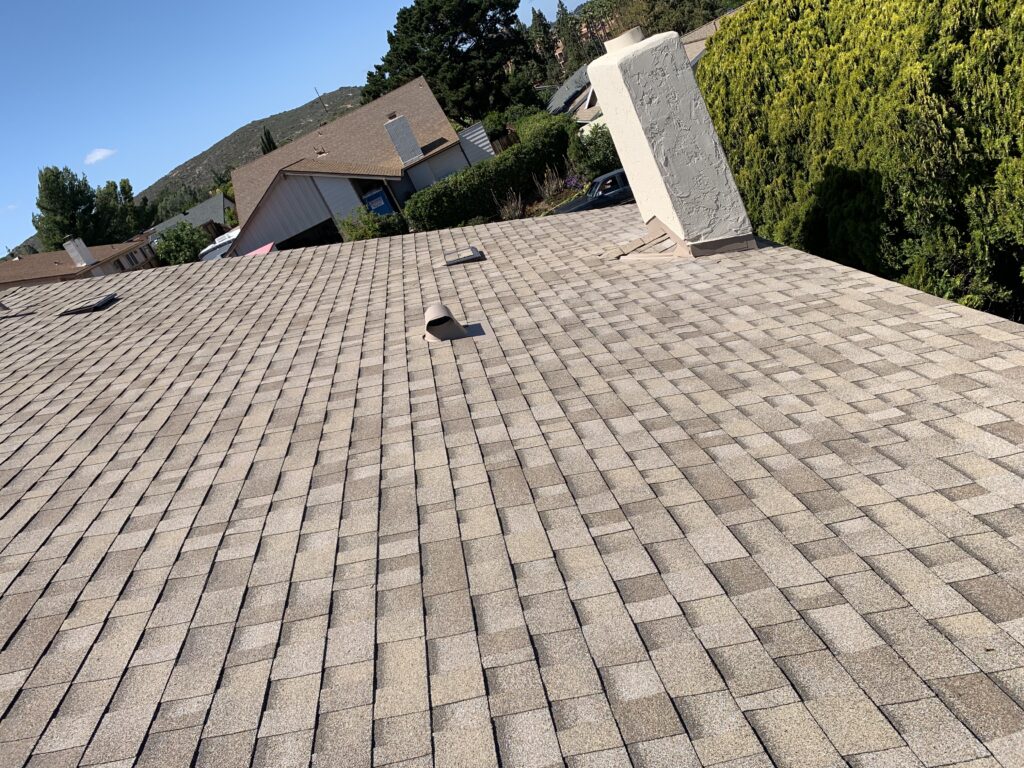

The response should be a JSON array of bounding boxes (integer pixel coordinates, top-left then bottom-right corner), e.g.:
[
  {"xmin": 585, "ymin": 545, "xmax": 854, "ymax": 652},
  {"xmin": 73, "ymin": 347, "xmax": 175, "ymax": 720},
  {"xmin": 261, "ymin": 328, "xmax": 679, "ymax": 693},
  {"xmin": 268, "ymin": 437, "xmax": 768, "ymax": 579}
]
[
  {"xmin": 11, "ymin": 205, "xmax": 1024, "ymax": 767},
  {"xmin": 746, "ymin": 703, "xmax": 846, "ymax": 767},
  {"xmin": 883, "ymin": 697, "xmax": 988, "ymax": 766},
  {"xmin": 494, "ymin": 708, "xmax": 563, "ymax": 768},
  {"xmin": 433, "ymin": 696, "xmax": 499, "ymax": 768}
]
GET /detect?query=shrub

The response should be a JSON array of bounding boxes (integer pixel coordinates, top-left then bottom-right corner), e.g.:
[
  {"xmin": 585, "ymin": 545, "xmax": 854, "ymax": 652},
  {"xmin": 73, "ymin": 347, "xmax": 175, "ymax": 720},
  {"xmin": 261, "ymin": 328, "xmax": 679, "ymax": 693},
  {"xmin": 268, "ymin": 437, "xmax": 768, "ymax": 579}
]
[
  {"xmin": 698, "ymin": 0, "xmax": 1024, "ymax": 317},
  {"xmin": 513, "ymin": 111, "xmax": 570, "ymax": 143},
  {"xmin": 569, "ymin": 124, "xmax": 620, "ymax": 181},
  {"xmin": 495, "ymin": 190, "xmax": 525, "ymax": 220},
  {"xmin": 338, "ymin": 207, "xmax": 409, "ymax": 241},
  {"xmin": 155, "ymin": 222, "xmax": 211, "ymax": 266},
  {"xmin": 483, "ymin": 104, "xmax": 543, "ymax": 140},
  {"xmin": 534, "ymin": 166, "xmax": 565, "ymax": 200},
  {"xmin": 404, "ymin": 114, "xmax": 575, "ymax": 231}
]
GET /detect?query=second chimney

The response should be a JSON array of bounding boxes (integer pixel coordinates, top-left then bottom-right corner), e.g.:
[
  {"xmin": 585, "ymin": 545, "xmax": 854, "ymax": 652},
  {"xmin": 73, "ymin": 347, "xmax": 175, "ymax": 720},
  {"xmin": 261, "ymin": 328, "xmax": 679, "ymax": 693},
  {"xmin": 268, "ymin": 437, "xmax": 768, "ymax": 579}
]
[
  {"xmin": 385, "ymin": 113, "xmax": 424, "ymax": 167},
  {"xmin": 588, "ymin": 29, "xmax": 756, "ymax": 257},
  {"xmin": 63, "ymin": 238, "xmax": 97, "ymax": 267}
]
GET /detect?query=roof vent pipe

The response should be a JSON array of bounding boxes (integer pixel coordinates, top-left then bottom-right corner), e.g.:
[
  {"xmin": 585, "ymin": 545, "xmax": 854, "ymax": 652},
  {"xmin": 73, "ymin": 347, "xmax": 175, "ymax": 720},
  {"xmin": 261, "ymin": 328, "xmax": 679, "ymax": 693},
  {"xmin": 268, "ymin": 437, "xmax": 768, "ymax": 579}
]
[
  {"xmin": 385, "ymin": 114, "xmax": 425, "ymax": 167},
  {"xmin": 588, "ymin": 29, "xmax": 757, "ymax": 257},
  {"xmin": 424, "ymin": 303, "xmax": 469, "ymax": 342}
]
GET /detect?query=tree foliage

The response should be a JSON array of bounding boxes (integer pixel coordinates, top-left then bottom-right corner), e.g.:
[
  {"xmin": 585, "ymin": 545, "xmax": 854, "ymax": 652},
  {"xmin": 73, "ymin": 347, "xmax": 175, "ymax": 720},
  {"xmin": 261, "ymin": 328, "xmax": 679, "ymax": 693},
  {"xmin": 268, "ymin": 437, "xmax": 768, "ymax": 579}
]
[
  {"xmin": 554, "ymin": 1, "xmax": 602, "ymax": 73},
  {"xmin": 155, "ymin": 185, "xmax": 203, "ymax": 222},
  {"xmin": 363, "ymin": 0, "xmax": 540, "ymax": 124},
  {"xmin": 154, "ymin": 222, "xmax": 212, "ymax": 266},
  {"xmin": 260, "ymin": 126, "xmax": 278, "ymax": 155},
  {"xmin": 555, "ymin": 0, "xmax": 738, "ymax": 65},
  {"xmin": 570, "ymin": 124, "xmax": 621, "ymax": 180},
  {"xmin": 338, "ymin": 207, "xmax": 410, "ymax": 241},
  {"xmin": 528, "ymin": 9, "xmax": 563, "ymax": 85},
  {"xmin": 698, "ymin": 0, "xmax": 1024, "ymax": 316},
  {"xmin": 32, "ymin": 167, "xmax": 96, "ymax": 250},
  {"xmin": 32, "ymin": 167, "xmax": 155, "ymax": 250},
  {"xmin": 403, "ymin": 113, "xmax": 575, "ymax": 230}
]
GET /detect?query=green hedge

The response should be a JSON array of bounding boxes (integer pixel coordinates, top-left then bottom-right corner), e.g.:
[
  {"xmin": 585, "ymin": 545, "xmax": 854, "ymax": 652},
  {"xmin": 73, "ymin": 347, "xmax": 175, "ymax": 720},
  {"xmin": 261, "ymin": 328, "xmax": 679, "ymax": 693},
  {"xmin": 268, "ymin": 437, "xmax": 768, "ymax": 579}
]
[
  {"xmin": 404, "ymin": 115, "xmax": 574, "ymax": 231},
  {"xmin": 698, "ymin": 0, "xmax": 1024, "ymax": 317}
]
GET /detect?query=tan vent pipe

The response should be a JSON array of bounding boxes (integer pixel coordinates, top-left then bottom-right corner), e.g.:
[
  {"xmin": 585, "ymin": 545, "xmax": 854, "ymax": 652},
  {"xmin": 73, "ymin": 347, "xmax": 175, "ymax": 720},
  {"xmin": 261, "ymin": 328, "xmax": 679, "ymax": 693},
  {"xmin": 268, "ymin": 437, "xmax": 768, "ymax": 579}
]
[{"xmin": 424, "ymin": 303, "xmax": 469, "ymax": 342}]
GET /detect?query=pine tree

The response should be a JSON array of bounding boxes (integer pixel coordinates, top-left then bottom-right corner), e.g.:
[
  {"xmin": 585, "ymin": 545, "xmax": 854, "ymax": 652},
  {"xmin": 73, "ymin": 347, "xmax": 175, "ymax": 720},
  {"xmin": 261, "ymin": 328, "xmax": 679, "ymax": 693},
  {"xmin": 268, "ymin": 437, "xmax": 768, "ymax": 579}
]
[
  {"xmin": 260, "ymin": 126, "xmax": 278, "ymax": 155},
  {"xmin": 32, "ymin": 167, "xmax": 97, "ymax": 250},
  {"xmin": 363, "ymin": 0, "xmax": 538, "ymax": 124},
  {"xmin": 529, "ymin": 9, "xmax": 562, "ymax": 84},
  {"xmin": 554, "ymin": 1, "xmax": 588, "ymax": 73}
]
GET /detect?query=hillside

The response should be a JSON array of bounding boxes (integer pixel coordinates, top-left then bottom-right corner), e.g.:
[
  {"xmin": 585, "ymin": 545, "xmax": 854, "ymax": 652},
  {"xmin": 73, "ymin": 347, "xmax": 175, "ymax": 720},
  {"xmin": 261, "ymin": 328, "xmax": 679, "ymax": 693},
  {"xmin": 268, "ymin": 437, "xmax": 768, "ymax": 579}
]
[{"xmin": 138, "ymin": 85, "xmax": 363, "ymax": 203}]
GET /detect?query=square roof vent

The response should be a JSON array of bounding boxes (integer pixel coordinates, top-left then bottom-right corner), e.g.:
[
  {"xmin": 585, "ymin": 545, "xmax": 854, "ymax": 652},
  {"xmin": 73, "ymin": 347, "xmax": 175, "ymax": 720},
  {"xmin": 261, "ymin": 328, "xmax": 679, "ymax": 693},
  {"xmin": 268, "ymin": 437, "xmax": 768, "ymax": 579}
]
[
  {"xmin": 60, "ymin": 293, "xmax": 118, "ymax": 316},
  {"xmin": 445, "ymin": 246, "xmax": 486, "ymax": 266}
]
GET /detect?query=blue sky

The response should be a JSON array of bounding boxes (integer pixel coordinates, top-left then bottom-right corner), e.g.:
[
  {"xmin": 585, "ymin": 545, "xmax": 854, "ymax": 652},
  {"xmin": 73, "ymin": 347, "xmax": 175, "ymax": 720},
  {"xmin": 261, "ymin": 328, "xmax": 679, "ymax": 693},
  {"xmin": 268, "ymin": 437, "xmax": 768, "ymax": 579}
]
[{"xmin": 0, "ymin": 0, "xmax": 564, "ymax": 252}]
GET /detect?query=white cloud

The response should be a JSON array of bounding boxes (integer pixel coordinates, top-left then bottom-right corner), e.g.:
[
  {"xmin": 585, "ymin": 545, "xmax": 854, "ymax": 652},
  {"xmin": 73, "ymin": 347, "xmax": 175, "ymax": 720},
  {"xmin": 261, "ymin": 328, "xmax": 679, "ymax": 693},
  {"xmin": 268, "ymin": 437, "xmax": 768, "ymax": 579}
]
[
  {"xmin": 84, "ymin": 148, "xmax": 117, "ymax": 165},
  {"xmin": 4, "ymin": 204, "xmax": 15, "ymax": 211}
]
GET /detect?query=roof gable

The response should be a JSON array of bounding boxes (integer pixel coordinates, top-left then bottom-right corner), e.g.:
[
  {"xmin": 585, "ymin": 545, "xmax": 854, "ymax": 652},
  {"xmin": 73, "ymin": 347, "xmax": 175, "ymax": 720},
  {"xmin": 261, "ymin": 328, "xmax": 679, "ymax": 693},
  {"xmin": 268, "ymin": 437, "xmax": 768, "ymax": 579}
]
[{"xmin": 231, "ymin": 78, "xmax": 458, "ymax": 224}]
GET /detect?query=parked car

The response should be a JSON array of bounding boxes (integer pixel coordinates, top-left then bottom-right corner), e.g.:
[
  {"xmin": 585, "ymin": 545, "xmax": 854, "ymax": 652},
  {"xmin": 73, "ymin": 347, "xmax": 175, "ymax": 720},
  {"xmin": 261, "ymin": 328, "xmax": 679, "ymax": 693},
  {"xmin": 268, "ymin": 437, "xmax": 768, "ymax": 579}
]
[{"xmin": 553, "ymin": 169, "xmax": 634, "ymax": 214}]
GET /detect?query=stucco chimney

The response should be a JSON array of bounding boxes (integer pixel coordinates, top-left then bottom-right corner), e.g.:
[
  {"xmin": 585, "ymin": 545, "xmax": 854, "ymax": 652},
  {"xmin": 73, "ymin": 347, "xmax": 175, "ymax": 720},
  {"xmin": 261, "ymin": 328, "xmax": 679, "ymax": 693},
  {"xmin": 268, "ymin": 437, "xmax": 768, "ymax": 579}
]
[
  {"xmin": 385, "ymin": 114, "xmax": 425, "ymax": 167},
  {"xmin": 63, "ymin": 238, "xmax": 96, "ymax": 267},
  {"xmin": 588, "ymin": 29, "xmax": 756, "ymax": 257}
]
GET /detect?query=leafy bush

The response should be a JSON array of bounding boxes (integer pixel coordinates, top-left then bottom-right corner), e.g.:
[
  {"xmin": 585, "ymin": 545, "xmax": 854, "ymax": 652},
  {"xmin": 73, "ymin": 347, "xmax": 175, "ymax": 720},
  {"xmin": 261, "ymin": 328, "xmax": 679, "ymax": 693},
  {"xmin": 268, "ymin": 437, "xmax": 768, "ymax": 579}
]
[
  {"xmin": 155, "ymin": 222, "xmax": 211, "ymax": 266},
  {"xmin": 404, "ymin": 114, "xmax": 575, "ymax": 231},
  {"xmin": 698, "ymin": 0, "xmax": 1024, "ymax": 317},
  {"xmin": 569, "ymin": 124, "xmax": 620, "ymax": 181},
  {"xmin": 483, "ymin": 104, "xmax": 543, "ymax": 140},
  {"xmin": 338, "ymin": 207, "xmax": 409, "ymax": 241},
  {"xmin": 513, "ymin": 111, "xmax": 574, "ymax": 144}
]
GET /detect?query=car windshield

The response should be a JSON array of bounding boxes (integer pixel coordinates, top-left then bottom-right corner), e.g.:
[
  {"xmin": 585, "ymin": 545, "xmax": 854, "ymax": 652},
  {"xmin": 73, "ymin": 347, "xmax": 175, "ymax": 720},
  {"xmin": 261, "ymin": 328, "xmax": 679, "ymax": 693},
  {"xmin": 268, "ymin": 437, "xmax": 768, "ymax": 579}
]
[{"xmin": 587, "ymin": 176, "xmax": 618, "ymax": 198}]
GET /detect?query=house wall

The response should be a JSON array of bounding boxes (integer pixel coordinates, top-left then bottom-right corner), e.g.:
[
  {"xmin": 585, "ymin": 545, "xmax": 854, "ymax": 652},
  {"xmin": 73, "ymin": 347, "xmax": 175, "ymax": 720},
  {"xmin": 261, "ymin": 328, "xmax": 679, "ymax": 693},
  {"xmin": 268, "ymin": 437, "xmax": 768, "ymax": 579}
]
[
  {"xmin": 313, "ymin": 176, "xmax": 363, "ymax": 221},
  {"xmin": 406, "ymin": 146, "xmax": 469, "ymax": 192},
  {"xmin": 234, "ymin": 175, "xmax": 333, "ymax": 256}
]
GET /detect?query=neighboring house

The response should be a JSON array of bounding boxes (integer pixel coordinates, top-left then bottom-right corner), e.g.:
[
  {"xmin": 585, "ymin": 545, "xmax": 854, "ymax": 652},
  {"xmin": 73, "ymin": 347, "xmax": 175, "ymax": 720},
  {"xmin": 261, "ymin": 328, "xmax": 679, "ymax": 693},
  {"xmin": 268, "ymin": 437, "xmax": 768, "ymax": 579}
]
[
  {"xmin": 680, "ymin": 5, "xmax": 745, "ymax": 64},
  {"xmin": 148, "ymin": 192, "xmax": 236, "ymax": 239},
  {"xmin": 546, "ymin": 63, "xmax": 591, "ymax": 116},
  {"xmin": 230, "ymin": 77, "xmax": 494, "ymax": 256},
  {"xmin": 0, "ymin": 236, "xmax": 157, "ymax": 289},
  {"xmin": 547, "ymin": 7, "xmax": 744, "ymax": 130}
]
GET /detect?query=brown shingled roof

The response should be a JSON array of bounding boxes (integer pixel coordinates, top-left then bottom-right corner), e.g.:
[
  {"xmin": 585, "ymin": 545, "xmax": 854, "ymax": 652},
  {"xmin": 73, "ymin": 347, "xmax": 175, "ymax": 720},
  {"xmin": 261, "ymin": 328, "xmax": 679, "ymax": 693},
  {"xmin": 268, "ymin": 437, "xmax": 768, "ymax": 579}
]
[
  {"xmin": 231, "ymin": 77, "xmax": 459, "ymax": 225},
  {"xmin": 9, "ymin": 206, "xmax": 1024, "ymax": 765},
  {"xmin": 0, "ymin": 238, "xmax": 149, "ymax": 289}
]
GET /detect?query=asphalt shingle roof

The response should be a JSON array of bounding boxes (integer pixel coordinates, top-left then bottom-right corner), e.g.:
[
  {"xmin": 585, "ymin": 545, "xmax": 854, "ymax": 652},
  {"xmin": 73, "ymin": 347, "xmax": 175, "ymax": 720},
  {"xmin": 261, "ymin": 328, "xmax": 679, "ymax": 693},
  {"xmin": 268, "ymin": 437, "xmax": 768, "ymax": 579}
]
[
  {"xmin": 4, "ymin": 205, "xmax": 1024, "ymax": 766},
  {"xmin": 0, "ymin": 239, "xmax": 150, "ymax": 289}
]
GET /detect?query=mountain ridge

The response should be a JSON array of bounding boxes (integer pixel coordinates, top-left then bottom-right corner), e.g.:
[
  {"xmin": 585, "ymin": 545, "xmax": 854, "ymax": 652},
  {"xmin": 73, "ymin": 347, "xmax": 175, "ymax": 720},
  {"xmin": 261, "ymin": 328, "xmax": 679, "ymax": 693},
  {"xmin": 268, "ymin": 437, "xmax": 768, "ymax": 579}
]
[{"xmin": 138, "ymin": 85, "xmax": 363, "ymax": 203}]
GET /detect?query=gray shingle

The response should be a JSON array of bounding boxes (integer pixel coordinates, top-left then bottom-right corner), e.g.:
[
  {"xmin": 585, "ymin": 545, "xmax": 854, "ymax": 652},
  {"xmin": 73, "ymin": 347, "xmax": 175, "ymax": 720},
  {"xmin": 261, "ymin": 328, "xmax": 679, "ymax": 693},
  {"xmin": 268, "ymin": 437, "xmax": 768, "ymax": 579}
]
[{"xmin": 7, "ymin": 204, "xmax": 1024, "ymax": 766}]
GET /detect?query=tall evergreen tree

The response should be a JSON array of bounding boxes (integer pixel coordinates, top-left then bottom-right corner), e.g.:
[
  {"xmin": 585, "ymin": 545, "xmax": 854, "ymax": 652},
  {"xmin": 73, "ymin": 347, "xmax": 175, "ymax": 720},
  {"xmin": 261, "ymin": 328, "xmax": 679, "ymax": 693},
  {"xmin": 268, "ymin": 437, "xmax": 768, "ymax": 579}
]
[
  {"xmin": 363, "ymin": 0, "xmax": 538, "ymax": 125},
  {"xmin": 554, "ymin": 1, "xmax": 589, "ymax": 73},
  {"xmin": 32, "ymin": 168, "xmax": 157, "ymax": 249},
  {"xmin": 259, "ymin": 126, "xmax": 278, "ymax": 155},
  {"xmin": 92, "ymin": 179, "xmax": 139, "ymax": 244},
  {"xmin": 529, "ymin": 9, "xmax": 563, "ymax": 84},
  {"xmin": 32, "ymin": 167, "xmax": 97, "ymax": 250}
]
